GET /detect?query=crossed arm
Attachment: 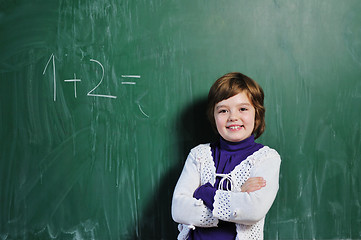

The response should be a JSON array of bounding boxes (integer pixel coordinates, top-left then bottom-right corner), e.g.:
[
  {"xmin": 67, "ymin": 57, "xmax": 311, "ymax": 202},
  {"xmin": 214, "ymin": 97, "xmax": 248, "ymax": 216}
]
[
  {"xmin": 241, "ymin": 177, "xmax": 267, "ymax": 193},
  {"xmin": 171, "ymin": 149, "xmax": 281, "ymax": 227}
]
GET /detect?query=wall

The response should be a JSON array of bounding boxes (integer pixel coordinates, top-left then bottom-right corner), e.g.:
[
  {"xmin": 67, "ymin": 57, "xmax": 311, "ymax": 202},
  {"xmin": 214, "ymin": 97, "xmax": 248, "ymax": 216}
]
[{"xmin": 1, "ymin": 0, "xmax": 360, "ymax": 239}]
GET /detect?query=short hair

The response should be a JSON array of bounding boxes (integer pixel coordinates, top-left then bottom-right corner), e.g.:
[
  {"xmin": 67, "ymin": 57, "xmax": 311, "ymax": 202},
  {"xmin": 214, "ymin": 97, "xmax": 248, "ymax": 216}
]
[{"xmin": 207, "ymin": 72, "xmax": 265, "ymax": 139}]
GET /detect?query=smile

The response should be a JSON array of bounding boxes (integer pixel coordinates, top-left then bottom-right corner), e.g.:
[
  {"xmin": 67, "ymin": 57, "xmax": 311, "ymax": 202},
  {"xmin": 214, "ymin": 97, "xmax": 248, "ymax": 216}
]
[{"xmin": 227, "ymin": 125, "xmax": 244, "ymax": 130}]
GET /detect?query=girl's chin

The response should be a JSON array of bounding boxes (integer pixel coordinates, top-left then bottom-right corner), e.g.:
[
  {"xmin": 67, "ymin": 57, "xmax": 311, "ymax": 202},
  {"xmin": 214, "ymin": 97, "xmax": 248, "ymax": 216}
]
[{"xmin": 221, "ymin": 132, "xmax": 252, "ymax": 142}]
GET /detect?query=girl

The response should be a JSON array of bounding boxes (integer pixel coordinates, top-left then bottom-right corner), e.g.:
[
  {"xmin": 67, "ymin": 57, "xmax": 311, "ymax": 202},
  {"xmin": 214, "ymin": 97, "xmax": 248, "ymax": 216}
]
[{"xmin": 171, "ymin": 72, "xmax": 281, "ymax": 240}]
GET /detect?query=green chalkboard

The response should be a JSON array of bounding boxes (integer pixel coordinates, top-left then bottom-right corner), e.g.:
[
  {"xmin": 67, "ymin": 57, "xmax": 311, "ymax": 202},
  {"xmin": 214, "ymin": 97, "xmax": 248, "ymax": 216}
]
[{"xmin": 1, "ymin": 0, "xmax": 361, "ymax": 239}]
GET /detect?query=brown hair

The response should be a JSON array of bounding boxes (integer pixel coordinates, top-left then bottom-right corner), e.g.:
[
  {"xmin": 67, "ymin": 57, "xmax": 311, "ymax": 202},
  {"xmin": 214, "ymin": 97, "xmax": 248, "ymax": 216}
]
[{"xmin": 207, "ymin": 72, "xmax": 265, "ymax": 139}]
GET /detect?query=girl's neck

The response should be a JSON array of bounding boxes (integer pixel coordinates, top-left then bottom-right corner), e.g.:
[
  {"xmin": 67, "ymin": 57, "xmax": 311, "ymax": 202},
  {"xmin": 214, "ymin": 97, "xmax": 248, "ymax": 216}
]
[{"xmin": 219, "ymin": 135, "xmax": 256, "ymax": 152}]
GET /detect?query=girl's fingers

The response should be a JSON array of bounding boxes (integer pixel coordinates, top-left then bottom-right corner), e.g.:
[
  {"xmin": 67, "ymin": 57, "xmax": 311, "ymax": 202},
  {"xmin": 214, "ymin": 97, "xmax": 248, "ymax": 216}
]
[{"xmin": 241, "ymin": 177, "xmax": 266, "ymax": 193}]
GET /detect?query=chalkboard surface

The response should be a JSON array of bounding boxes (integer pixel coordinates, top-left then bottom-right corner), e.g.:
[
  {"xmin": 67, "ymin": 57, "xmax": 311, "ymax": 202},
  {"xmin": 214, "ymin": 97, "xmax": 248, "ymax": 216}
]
[{"xmin": 1, "ymin": 1, "xmax": 361, "ymax": 239}]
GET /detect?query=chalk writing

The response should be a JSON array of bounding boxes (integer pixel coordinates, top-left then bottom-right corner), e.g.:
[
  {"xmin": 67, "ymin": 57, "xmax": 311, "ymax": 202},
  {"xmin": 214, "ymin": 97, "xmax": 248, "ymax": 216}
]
[
  {"xmin": 42, "ymin": 54, "xmax": 149, "ymax": 117},
  {"xmin": 121, "ymin": 75, "xmax": 140, "ymax": 85},
  {"xmin": 43, "ymin": 54, "xmax": 142, "ymax": 100},
  {"xmin": 42, "ymin": 53, "xmax": 56, "ymax": 101},
  {"xmin": 138, "ymin": 104, "xmax": 149, "ymax": 118},
  {"xmin": 121, "ymin": 82, "xmax": 136, "ymax": 85},
  {"xmin": 87, "ymin": 59, "xmax": 117, "ymax": 99},
  {"xmin": 64, "ymin": 74, "xmax": 81, "ymax": 98},
  {"xmin": 121, "ymin": 75, "xmax": 141, "ymax": 78},
  {"xmin": 135, "ymin": 91, "xmax": 149, "ymax": 118}
]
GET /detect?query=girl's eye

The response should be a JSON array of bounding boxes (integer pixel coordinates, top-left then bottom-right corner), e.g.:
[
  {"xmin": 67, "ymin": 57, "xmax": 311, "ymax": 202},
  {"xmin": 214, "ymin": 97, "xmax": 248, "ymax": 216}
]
[
  {"xmin": 240, "ymin": 108, "xmax": 247, "ymax": 111},
  {"xmin": 218, "ymin": 109, "xmax": 227, "ymax": 114}
]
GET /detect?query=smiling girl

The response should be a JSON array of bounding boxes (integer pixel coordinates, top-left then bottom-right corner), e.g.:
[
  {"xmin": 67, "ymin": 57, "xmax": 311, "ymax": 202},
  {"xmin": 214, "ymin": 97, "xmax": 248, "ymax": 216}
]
[{"xmin": 172, "ymin": 72, "xmax": 281, "ymax": 240}]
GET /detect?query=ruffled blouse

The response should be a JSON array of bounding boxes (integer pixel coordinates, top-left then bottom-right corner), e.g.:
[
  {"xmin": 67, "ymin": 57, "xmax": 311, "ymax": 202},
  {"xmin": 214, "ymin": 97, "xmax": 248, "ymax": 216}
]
[{"xmin": 190, "ymin": 135, "xmax": 263, "ymax": 240}]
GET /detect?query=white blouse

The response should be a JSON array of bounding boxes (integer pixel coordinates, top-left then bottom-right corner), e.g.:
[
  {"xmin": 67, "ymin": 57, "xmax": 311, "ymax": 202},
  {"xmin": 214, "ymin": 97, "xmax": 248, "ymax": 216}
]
[{"xmin": 171, "ymin": 144, "xmax": 281, "ymax": 240}]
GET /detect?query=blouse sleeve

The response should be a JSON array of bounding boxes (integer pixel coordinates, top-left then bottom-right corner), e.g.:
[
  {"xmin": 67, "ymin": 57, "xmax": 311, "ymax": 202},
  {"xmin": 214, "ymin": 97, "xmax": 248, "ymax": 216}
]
[
  {"xmin": 212, "ymin": 148, "xmax": 281, "ymax": 225},
  {"xmin": 193, "ymin": 182, "xmax": 217, "ymax": 210},
  {"xmin": 171, "ymin": 149, "xmax": 219, "ymax": 228}
]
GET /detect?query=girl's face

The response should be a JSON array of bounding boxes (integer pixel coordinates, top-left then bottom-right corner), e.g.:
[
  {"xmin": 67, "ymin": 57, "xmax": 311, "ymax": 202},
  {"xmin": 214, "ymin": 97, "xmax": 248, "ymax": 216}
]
[{"xmin": 214, "ymin": 91, "xmax": 255, "ymax": 142}]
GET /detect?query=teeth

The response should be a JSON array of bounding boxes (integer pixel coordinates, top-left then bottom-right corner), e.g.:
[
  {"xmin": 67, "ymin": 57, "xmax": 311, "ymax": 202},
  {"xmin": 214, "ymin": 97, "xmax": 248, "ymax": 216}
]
[{"xmin": 228, "ymin": 126, "xmax": 243, "ymax": 130}]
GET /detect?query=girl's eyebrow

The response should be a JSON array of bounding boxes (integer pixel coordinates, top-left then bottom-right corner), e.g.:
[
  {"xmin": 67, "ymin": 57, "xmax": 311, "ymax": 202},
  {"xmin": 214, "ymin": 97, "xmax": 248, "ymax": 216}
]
[
  {"xmin": 215, "ymin": 103, "xmax": 252, "ymax": 109},
  {"xmin": 215, "ymin": 104, "xmax": 227, "ymax": 109},
  {"xmin": 238, "ymin": 103, "xmax": 252, "ymax": 107}
]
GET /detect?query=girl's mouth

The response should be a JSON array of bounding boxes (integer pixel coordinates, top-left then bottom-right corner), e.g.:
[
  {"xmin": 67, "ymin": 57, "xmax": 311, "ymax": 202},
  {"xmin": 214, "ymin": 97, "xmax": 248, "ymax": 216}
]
[{"xmin": 227, "ymin": 125, "xmax": 244, "ymax": 130}]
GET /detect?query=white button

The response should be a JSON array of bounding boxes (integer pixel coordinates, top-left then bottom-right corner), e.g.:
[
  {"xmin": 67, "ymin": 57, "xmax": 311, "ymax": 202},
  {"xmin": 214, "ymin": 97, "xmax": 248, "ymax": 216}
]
[
  {"xmin": 233, "ymin": 209, "xmax": 241, "ymax": 217},
  {"xmin": 194, "ymin": 199, "xmax": 203, "ymax": 206}
]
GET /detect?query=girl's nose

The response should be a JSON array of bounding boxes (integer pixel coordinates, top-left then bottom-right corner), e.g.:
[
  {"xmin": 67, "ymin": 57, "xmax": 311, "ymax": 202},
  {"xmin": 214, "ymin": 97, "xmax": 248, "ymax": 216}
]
[{"xmin": 228, "ymin": 111, "xmax": 239, "ymax": 121}]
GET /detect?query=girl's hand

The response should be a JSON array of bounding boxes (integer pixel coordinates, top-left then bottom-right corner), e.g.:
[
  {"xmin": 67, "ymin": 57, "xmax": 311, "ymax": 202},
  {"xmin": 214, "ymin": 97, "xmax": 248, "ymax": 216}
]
[{"xmin": 241, "ymin": 177, "xmax": 266, "ymax": 193}]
